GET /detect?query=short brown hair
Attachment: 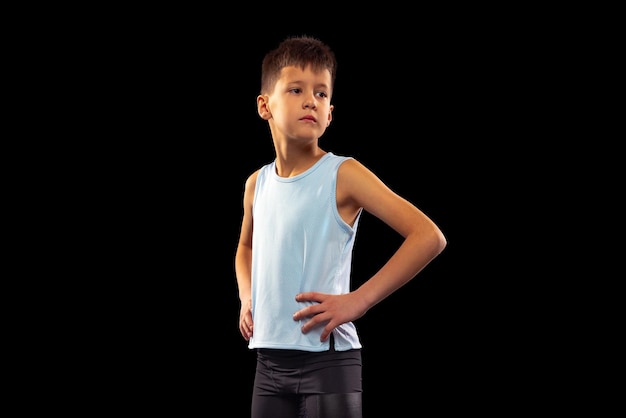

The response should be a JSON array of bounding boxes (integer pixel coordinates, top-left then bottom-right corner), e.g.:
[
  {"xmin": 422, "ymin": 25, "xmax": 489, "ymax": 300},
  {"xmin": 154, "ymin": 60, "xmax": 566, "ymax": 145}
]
[{"xmin": 260, "ymin": 35, "xmax": 337, "ymax": 95}]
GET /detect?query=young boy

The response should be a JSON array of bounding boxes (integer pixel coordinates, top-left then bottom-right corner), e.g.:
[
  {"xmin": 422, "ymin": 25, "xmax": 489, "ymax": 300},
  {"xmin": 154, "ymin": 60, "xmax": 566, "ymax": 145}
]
[{"xmin": 235, "ymin": 35, "xmax": 447, "ymax": 417}]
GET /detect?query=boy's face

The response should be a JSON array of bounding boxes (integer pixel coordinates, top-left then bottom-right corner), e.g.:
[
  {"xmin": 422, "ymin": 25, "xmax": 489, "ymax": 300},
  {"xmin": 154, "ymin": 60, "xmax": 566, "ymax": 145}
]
[{"xmin": 260, "ymin": 65, "xmax": 333, "ymax": 142}]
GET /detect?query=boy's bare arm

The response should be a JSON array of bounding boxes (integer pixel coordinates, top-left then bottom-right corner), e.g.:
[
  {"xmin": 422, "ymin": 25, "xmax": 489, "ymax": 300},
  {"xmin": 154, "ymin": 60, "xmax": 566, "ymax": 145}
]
[
  {"xmin": 235, "ymin": 172, "xmax": 258, "ymax": 340},
  {"xmin": 293, "ymin": 159, "xmax": 447, "ymax": 341}
]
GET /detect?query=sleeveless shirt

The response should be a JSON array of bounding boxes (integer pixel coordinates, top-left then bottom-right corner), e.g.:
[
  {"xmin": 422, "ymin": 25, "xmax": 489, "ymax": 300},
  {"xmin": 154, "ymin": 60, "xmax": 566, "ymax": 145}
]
[{"xmin": 249, "ymin": 152, "xmax": 363, "ymax": 352}]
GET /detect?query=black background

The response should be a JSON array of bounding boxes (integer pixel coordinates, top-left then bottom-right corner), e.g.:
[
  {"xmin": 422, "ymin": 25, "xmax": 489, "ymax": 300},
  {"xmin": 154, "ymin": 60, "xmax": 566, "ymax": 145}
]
[{"xmin": 85, "ymin": 17, "xmax": 522, "ymax": 416}]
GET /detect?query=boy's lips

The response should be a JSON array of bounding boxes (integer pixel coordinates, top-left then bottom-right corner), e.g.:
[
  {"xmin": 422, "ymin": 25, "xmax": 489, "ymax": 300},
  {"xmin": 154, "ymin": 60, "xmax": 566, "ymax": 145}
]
[{"xmin": 300, "ymin": 115, "xmax": 317, "ymax": 122}]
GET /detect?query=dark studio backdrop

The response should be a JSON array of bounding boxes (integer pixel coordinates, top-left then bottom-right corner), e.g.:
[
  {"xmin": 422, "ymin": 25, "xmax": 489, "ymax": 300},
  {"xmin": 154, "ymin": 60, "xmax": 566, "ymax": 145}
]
[
  {"xmin": 93, "ymin": 20, "xmax": 514, "ymax": 417},
  {"xmin": 207, "ymin": 29, "xmax": 487, "ymax": 416}
]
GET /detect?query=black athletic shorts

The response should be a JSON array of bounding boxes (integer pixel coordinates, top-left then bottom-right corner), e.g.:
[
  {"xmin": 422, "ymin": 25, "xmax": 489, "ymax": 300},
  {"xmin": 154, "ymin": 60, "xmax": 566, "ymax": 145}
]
[{"xmin": 251, "ymin": 335, "xmax": 362, "ymax": 418}]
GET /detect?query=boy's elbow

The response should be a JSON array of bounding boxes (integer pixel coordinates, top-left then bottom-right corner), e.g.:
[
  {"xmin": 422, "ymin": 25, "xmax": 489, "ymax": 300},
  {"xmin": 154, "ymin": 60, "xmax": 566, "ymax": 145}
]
[
  {"xmin": 435, "ymin": 230, "xmax": 447, "ymax": 255},
  {"xmin": 427, "ymin": 225, "xmax": 447, "ymax": 257}
]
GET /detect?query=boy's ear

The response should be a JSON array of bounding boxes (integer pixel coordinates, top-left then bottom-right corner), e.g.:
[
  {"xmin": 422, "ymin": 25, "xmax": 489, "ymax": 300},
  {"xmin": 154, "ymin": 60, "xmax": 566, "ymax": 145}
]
[
  {"xmin": 257, "ymin": 95, "xmax": 272, "ymax": 120},
  {"xmin": 326, "ymin": 104, "xmax": 334, "ymax": 127}
]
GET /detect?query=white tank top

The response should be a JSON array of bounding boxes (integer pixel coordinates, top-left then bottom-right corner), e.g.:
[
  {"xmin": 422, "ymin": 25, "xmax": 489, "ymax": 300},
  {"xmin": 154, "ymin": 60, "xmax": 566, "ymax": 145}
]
[{"xmin": 249, "ymin": 152, "xmax": 363, "ymax": 351}]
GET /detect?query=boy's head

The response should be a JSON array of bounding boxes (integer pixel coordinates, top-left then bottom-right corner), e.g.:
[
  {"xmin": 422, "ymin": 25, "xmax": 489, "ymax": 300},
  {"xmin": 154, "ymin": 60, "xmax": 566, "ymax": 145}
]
[{"xmin": 260, "ymin": 35, "xmax": 337, "ymax": 96}]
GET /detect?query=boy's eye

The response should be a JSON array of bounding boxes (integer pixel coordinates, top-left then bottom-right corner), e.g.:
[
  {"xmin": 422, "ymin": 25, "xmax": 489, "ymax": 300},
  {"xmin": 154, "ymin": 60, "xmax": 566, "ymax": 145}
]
[
  {"xmin": 317, "ymin": 92, "xmax": 328, "ymax": 98},
  {"xmin": 289, "ymin": 88, "xmax": 302, "ymax": 94}
]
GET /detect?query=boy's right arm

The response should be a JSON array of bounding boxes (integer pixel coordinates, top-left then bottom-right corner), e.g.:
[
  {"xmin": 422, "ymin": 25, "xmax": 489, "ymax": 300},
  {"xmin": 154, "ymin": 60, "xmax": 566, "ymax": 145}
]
[{"xmin": 235, "ymin": 172, "xmax": 257, "ymax": 341}]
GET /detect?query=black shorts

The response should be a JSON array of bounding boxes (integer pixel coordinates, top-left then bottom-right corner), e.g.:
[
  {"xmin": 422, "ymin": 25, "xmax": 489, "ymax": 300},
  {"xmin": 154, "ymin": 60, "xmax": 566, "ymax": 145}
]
[{"xmin": 251, "ymin": 335, "xmax": 362, "ymax": 418}]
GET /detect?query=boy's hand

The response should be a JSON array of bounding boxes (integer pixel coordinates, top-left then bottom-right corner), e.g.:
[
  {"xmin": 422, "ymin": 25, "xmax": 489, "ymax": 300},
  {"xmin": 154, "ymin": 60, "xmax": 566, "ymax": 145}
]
[
  {"xmin": 239, "ymin": 299, "xmax": 253, "ymax": 341},
  {"xmin": 293, "ymin": 292, "xmax": 368, "ymax": 342}
]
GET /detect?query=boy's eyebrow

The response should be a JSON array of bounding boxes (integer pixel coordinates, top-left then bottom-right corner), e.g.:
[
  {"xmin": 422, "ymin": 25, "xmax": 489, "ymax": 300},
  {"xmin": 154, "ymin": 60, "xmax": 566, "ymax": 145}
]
[{"xmin": 284, "ymin": 79, "xmax": 330, "ymax": 89}]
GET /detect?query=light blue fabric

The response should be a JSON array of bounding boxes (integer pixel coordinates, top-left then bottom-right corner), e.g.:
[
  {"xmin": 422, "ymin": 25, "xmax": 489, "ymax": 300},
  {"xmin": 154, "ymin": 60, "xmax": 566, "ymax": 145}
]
[{"xmin": 249, "ymin": 152, "xmax": 363, "ymax": 352}]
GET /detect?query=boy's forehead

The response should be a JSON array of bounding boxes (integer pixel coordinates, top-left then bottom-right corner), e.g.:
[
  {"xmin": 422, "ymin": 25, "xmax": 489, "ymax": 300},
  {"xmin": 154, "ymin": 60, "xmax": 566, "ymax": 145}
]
[{"xmin": 279, "ymin": 65, "xmax": 332, "ymax": 85}]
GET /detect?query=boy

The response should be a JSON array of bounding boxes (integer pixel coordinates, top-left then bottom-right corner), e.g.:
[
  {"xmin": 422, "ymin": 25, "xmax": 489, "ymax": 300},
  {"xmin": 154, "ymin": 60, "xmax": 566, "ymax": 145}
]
[{"xmin": 235, "ymin": 35, "xmax": 447, "ymax": 417}]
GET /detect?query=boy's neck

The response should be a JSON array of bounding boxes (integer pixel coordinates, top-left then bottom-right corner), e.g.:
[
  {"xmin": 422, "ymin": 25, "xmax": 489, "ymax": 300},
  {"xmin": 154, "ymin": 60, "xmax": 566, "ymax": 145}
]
[{"xmin": 274, "ymin": 146, "xmax": 327, "ymax": 178}]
